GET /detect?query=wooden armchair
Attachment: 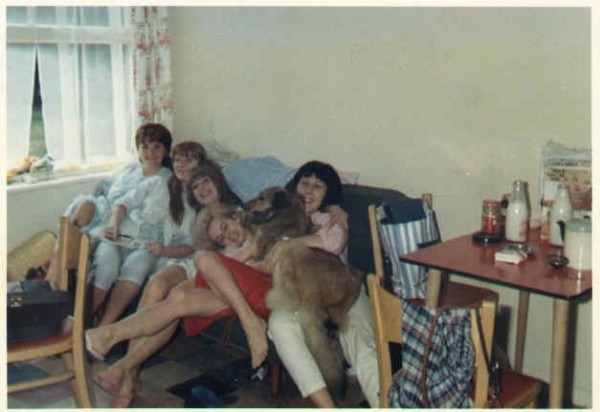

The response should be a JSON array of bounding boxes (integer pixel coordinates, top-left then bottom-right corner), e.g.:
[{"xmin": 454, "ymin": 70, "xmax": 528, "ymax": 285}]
[
  {"xmin": 7, "ymin": 217, "xmax": 94, "ymax": 408},
  {"xmin": 367, "ymin": 273, "xmax": 541, "ymax": 408}
]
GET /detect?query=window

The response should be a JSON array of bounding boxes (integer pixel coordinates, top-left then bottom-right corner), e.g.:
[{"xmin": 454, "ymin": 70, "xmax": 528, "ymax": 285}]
[{"xmin": 6, "ymin": 7, "xmax": 134, "ymax": 172}]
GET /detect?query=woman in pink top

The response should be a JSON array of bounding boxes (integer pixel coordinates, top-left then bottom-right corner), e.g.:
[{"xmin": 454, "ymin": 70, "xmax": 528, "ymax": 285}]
[{"xmin": 268, "ymin": 161, "xmax": 379, "ymax": 408}]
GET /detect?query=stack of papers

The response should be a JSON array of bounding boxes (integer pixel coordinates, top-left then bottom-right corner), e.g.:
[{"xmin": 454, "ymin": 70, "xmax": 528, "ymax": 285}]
[{"xmin": 495, "ymin": 246, "xmax": 527, "ymax": 264}]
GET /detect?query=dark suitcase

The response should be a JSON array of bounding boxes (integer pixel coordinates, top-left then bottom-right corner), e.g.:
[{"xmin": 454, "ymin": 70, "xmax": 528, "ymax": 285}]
[{"xmin": 7, "ymin": 281, "xmax": 73, "ymax": 344}]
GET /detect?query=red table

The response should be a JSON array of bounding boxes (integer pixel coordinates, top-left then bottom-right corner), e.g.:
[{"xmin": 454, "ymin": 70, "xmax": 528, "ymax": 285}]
[{"xmin": 400, "ymin": 229, "xmax": 592, "ymax": 408}]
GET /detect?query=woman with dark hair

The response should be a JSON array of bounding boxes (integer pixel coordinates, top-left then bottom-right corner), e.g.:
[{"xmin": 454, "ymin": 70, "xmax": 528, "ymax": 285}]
[
  {"xmin": 269, "ymin": 160, "xmax": 378, "ymax": 408},
  {"xmin": 186, "ymin": 164, "xmax": 241, "ymax": 212},
  {"xmin": 284, "ymin": 160, "xmax": 343, "ymax": 211},
  {"xmin": 46, "ymin": 123, "xmax": 173, "ymax": 285}
]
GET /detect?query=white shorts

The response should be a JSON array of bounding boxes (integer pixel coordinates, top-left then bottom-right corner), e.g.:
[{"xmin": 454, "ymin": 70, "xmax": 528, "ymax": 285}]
[{"xmin": 164, "ymin": 256, "xmax": 196, "ymax": 279}]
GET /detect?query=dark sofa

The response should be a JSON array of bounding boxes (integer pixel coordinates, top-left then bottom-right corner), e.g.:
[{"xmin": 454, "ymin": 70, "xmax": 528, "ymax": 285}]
[
  {"xmin": 201, "ymin": 183, "xmax": 407, "ymax": 396},
  {"xmin": 95, "ymin": 177, "xmax": 407, "ymax": 396}
]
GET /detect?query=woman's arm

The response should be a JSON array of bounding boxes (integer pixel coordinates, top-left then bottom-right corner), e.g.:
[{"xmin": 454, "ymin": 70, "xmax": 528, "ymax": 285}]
[
  {"xmin": 104, "ymin": 204, "xmax": 127, "ymax": 240},
  {"xmin": 325, "ymin": 204, "xmax": 349, "ymax": 231}
]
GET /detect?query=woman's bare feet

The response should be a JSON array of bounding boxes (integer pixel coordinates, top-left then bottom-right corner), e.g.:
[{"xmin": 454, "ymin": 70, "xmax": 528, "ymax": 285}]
[
  {"xmin": 241, "ymin": 315, "xmax": 268, "ymax": 368},
  {"xmin": 110, "ymin": 368, "xmax": 137, "ymax": 408},
  {"xmin": 94, "ymin": 367, "xmax": 124, "ymax": 395}
]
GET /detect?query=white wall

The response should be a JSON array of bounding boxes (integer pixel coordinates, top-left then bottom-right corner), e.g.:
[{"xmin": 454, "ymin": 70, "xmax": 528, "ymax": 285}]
[
  {"xmin": 7, "ymin": 177, "xmax": 103, "ymax": 249},
  {"xmin": 169, "ymin": 7, "xmax": 592, "ymax": 406}
]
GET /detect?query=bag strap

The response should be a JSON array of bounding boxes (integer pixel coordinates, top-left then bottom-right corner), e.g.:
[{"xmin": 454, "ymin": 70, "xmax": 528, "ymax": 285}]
[
  {"xmin": 419, "ymin": 309, "xmax": 442, "ymax": 408},
  {"xmin": 474, "ymin": 308, "xmax": 503, "ymax": 407}
]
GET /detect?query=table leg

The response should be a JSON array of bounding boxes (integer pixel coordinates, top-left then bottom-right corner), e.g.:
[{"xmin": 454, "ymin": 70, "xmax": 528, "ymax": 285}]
[
  {"xmin": 549, "ymin": 299, "xmax": 570, "ymax": 408},
  {"xmin": 514, "ymin": 290, "xmax": 530, "ymax": 372},
  {"xmin": 425, "ymin": 268, "xmax": 442, "ymax": 308}
]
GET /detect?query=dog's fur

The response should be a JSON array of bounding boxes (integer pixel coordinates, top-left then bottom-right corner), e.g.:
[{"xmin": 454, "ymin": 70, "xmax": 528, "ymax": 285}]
[
  {"xmin": 244, "ymin": 187, "xmax": 362, "ymax": 397},
  {"xmin": 243, "ymin": 187, "xmax": 312, "ymax": 260}
]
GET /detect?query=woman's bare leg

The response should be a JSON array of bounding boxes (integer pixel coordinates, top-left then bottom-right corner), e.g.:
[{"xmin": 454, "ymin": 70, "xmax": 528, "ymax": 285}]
[
  {"xmin": 194, "ymin": 251, "xmax": 268, "ymax": 368},
  {"xmin": 93, "ymin": 287, "xmax": 109, "ymax": 313},
  {"xmin": 97, "ymin": 281, "xmax": 142, "ymax": 326},
  {"xmin": 92, "ymin": 283, "xmax": 226, "ymax": 397},
  {"xmin": 86, "ymin": 279, "xmax": 227, "ymax": 359},
  {"xmin": 71, "ymin": 201, "xmax": 96, "ymax": 228},
  {"xmin": 127, "ymin": 266, "xmax": 187, "ymax": 347},
  {"xmin": 309, "ymin": 388, "xmax": 336, "ymax": 408}
]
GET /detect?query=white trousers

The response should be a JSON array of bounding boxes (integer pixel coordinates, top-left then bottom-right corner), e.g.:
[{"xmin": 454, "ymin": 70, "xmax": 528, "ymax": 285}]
[{"xmin": 268, "ymin": 287, "xmax": 379, "ymax": 407}]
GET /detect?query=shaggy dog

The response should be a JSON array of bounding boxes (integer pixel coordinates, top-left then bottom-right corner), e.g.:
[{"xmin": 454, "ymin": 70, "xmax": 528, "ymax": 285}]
[
  {"xmin": 244, "ymin": 187, "xmax": 362, "ymax": 397},
  {"xmin": 243, "ymin": 186, "xmax": 312, "ymax": 260}
]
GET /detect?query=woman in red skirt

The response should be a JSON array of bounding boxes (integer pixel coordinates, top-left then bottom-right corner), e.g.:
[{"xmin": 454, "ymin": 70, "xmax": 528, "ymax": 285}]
[{"xmin": 84, "ymin": 203, "xmax": 271, "ymax": 407}]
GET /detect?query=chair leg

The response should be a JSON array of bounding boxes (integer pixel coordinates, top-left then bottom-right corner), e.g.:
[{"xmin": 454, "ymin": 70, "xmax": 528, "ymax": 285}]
[
  {"xmin": 72, "ymin": 344, "xmax": 93, "ymax": 408},
  {"xmin": 269, "ymin": 363, "xmax": 281, "ymax": 398},
  {"xmin": 62, "ymin": 350, "xmax": 92, "ymax": 408},
  {"xmin": 61, "ymin": 352, "xmax": 82, "ymax": 406}
]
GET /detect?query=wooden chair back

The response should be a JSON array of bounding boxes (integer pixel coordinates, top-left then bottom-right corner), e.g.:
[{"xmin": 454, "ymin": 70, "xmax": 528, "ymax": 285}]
[
  {"xmin": 367, "ymin": 273, "xmax": 495, "ymax": 408},
  {"xmin": 7, "ymin": 217, "xmax": 93, "ymax": 408}
]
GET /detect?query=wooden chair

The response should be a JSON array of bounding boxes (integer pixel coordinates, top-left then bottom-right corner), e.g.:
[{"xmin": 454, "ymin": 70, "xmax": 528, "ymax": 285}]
[
  {"xmin": 367, "ymin": 273, "xmax": 541, "ymax": 408},
  {"xmin": 368, "ymin": 195, "xmax": 499, "ymax": 309},
  {"xmin": 7, "ymin": 217, "xmax": 94, "ymax": 408}
]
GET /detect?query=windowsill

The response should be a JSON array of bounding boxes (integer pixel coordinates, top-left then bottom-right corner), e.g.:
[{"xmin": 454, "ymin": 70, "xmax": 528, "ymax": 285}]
[{"xmin": 7, "ymin": 165, "xmax": 120, "ymax": 194}]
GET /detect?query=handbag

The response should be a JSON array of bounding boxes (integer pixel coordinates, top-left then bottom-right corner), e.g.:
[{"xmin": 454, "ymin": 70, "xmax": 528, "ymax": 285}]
[{"xmin": 7, "ymin": 280, "xmax": 73, "ymax": 344}]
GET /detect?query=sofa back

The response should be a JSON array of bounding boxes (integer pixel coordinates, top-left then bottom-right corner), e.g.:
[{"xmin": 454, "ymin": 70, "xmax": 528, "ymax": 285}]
[{"xmin": 341, "ymin": 184, "xmax": 407, "ymax": 276}]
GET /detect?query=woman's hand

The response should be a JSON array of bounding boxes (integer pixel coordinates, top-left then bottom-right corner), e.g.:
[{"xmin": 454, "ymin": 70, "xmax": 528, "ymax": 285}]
[
  {"xmin": 104, "ymin": 204, "xmax": 126, "ymax": 241},
  {"xmin": 103, "ymin": 224, "xmax": 120, "ymax": 241},
  {"xmin": 146, "ymin": 242, "xmax": 164, "ymax": 257},
  {"xmin": 326, "ymin": 205, "xmax": 348, "ymax": 230}
]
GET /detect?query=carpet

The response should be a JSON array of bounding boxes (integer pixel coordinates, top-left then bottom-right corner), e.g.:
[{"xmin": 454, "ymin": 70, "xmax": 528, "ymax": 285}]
[{"xmin": 166, "ymin": 357, "xmax": 255, "ymax": 407}]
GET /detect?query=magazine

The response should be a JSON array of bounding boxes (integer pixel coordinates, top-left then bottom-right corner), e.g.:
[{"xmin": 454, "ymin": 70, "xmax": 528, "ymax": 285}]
[{"xmin": 538, "ymin": 141, "xmax": 592, "ymax": 223}]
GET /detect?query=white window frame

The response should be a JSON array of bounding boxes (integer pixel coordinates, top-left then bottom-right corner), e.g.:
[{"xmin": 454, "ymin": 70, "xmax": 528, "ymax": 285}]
[{"xmin": 6, "ymin": 7, "xmax": 134, "ymax": 182}]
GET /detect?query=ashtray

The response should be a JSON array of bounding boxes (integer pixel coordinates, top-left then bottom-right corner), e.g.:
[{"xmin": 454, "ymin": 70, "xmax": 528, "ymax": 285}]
[
  {"xmin": 547, "ymin": 254, "xmax": 569, "ymax": 268},
  {"xmin": 472, "ymin": 232, "xmax": 502, "ymax": 244}
]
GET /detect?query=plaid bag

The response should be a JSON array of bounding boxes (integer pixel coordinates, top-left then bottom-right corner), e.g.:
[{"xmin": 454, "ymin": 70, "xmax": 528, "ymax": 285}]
[
  {"xmin": 376, "ymin": 198, "xmax": 439, "ymax": 299},
  {"xmin": 388, "ymin": 301, "xmax": 475, "ymax": 408}
]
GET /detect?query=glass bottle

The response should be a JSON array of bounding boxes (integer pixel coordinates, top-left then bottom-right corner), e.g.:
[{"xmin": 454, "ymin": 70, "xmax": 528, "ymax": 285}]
[
  {"xmin": 549, "ymin": 183, "xmax": 573, "ymax": 246},
  {"xmin": 505, "ymin": 180, "xmax": 530, "ymax": 242}
]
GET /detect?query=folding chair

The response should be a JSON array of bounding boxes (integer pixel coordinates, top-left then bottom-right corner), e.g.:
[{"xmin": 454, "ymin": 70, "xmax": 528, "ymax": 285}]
[
  {"xmin": 7, "ymin": 217, "xmax": 94, "ymax": 408},
  {"xmin": 367, "ymin": 273, "xmax": 541, "ymax": 408}
]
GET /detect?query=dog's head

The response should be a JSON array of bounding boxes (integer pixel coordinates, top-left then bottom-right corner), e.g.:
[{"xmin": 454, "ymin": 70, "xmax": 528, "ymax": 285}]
[{"xmin": 244, "ymin": 187, "xmax": 304, "ymax": 224}]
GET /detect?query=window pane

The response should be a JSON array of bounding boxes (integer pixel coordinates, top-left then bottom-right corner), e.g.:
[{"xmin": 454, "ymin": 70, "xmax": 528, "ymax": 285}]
[
  {"xmin": 7, "ymin": 7, "xmax": 28, "ymax": 24},
  {"xmin": 35, "ymin": 7, "xmax": 56, "ymax": 25},
  {"xmin": 81, "ymin": 7, "xmax": 110, "ymax": 27},
  {"xmin": 29, "ymin": 59, "xmax": 48, "ymax": 158},
  {"xmin": 83, "ymin": 44, "xmax": 116, "ymax": 161}
]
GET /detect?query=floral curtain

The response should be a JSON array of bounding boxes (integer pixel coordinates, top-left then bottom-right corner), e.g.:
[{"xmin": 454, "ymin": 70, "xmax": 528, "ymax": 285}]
[{"xmin": 130, "ymin": 7, "xmax": 174, "ymax": 131}]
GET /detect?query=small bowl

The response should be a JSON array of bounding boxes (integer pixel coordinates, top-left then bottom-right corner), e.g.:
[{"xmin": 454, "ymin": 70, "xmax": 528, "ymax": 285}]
[
  {"xmin": 472, "ymin": 232, "xmax": 502, "ymax": 244},
  {"xmin": 547, "ymin": 254, "xmax": 569, "ymax": 268}
]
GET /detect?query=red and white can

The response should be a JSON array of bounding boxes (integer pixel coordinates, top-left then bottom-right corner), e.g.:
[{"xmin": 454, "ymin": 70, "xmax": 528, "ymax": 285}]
[{"xmin": 481, "ymin": 199, "xmax": 500, "ymax": 235}]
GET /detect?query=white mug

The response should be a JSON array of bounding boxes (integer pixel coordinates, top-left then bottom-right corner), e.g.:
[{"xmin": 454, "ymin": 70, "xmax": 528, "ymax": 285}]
[{"xmin": 563, "ymin": 218, "xmax": 592, "ymax": 271}]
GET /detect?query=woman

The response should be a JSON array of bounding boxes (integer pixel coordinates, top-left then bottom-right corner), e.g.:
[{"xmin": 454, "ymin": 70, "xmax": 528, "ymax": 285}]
[
  {"xmin": 46, "ymin": 123, "xmax": 174, "ymax": 285},
  {"xmin": 93, "ymin": 163, "xmax": 242, "ymax": 403},
  {"xmin": 85, "ymin": 203, "xmax": 269, "ymax": 407},
  {"xmin": 268, "ymin": 160, "xmax": 378, "ymax": 408},
  {"xmin": 93, "ymin": 141, "xmax": 208, "ymax": 326}
]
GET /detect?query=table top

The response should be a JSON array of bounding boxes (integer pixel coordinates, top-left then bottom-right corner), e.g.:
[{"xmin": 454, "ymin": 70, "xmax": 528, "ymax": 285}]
[{"xmin": 400, "ymin": 229, "xmax": 592, "ymax": 300}]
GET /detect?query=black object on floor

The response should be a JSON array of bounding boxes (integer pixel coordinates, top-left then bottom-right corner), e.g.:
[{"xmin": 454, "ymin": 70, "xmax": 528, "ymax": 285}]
[{"xmin": 166, "ymin": 357, "xmax": 253, "ymax": 407}]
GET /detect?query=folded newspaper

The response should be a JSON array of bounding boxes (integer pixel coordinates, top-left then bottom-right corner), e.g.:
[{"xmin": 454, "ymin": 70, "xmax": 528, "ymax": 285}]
[{"xmin": 538, "ymin": 141, "xmax": 592, "ymax": 226}]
